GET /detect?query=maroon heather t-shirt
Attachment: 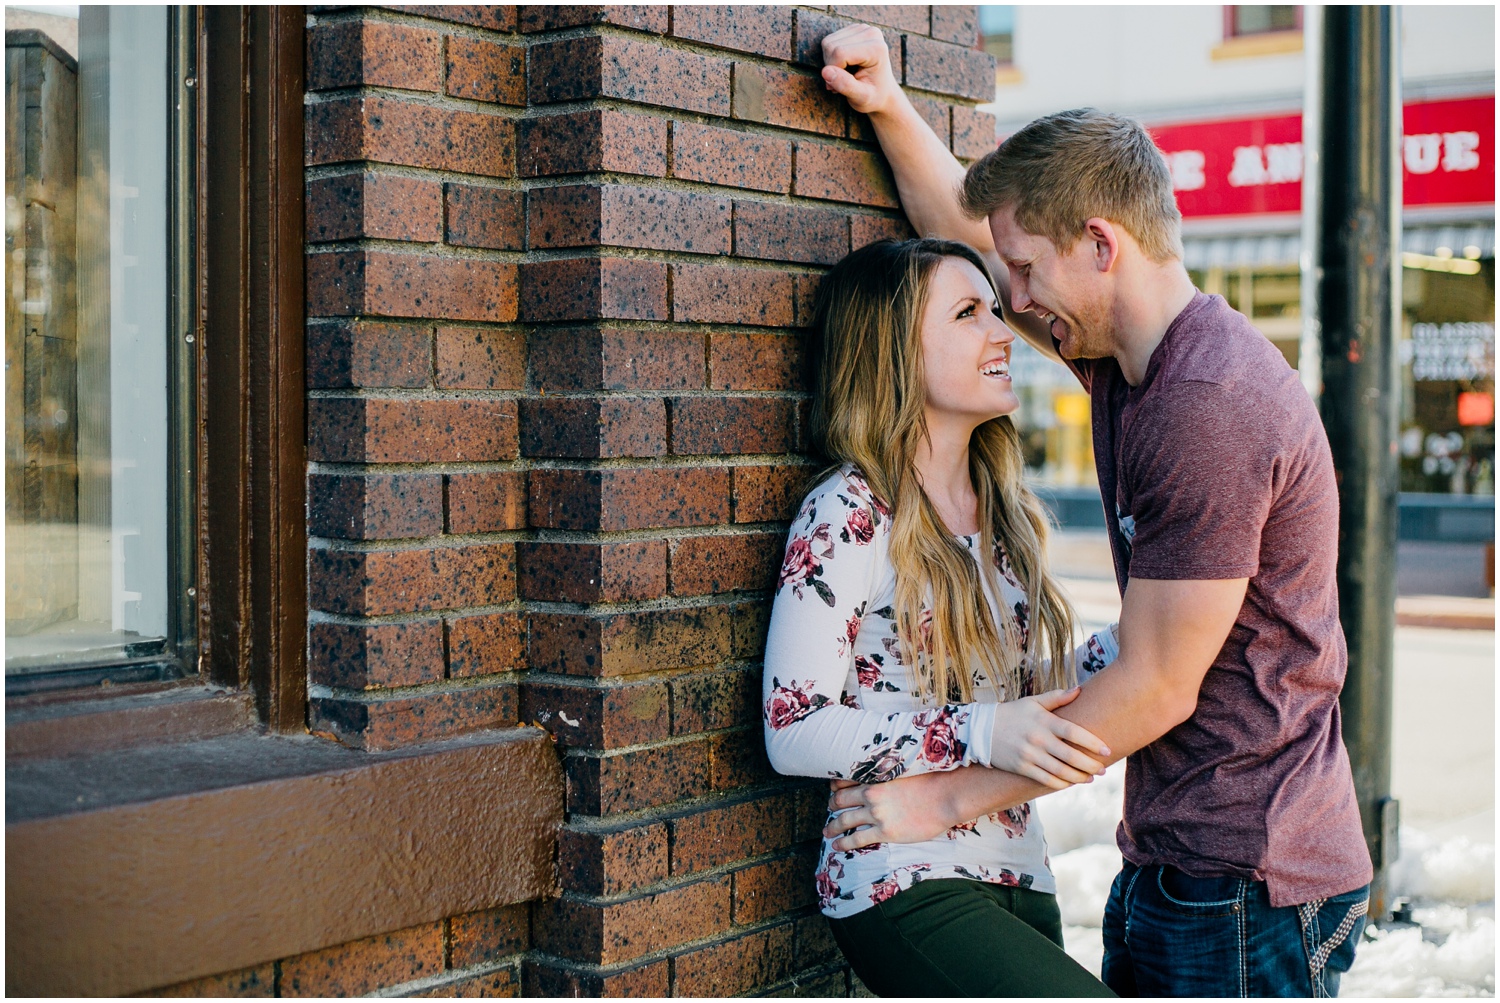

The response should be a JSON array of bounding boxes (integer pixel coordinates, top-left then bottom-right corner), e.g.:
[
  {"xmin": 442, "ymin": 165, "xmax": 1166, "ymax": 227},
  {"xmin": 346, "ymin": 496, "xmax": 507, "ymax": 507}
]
[{"xmin": 1068, "ymin": 292, "xmax": 1372, "ymax": 908}]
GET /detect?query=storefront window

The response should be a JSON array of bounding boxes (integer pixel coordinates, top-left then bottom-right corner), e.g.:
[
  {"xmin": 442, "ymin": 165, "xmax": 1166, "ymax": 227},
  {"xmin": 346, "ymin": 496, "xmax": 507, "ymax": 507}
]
[
  {"xmin": 1226, "ymin": 6, "xmax": 1301, "ymax": 38},
  {"xmin": 5, "ymin": 6, "xmax": 195, "ymax": 685},
  {"xmin": 978, "ymin": 6, "xmax": 1015, "ymax": 66}
]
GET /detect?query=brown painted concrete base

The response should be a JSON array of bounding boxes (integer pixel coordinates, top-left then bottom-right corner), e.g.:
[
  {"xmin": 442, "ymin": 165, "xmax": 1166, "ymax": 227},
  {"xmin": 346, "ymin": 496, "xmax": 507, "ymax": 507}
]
[{"xmin": 6, "ymin": 727, "xmax": 562, "ymax": 997}]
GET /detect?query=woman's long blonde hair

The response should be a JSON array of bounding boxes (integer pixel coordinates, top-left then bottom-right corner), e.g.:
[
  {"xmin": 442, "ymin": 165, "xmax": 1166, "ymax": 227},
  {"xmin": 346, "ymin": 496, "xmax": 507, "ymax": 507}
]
[{"xmin": 809, "ymin": 238, "xmax": 1079, "ymax": 705}]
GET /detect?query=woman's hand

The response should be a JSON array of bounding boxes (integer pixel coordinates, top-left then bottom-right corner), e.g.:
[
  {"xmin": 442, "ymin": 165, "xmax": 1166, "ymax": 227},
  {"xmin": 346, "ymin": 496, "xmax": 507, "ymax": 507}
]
[
  {"xmin": 823, "ymin": 774, "xmax": 960, "ymax": 850},
  {"xmin": 989, "ymin": 687, "xmax": 1111, "ymax": 789}
]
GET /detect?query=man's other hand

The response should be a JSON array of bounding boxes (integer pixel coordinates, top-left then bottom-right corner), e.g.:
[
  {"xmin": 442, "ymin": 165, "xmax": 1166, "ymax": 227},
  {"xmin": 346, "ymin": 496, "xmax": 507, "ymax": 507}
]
[
  {"xmin": 820, "ymin": 24, "xmax": 901, "ymax": 116},
  {"xmin": 823, "ymin": 773, "xmax": 961, "ymax": 850}
]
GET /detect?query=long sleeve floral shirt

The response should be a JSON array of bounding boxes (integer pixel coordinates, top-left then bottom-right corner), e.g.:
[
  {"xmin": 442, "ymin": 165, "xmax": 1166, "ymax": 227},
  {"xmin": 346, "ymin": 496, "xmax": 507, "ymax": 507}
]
[{"xmin": 763, "ymin": 465, "xmax": 1120, "ymax": 918}]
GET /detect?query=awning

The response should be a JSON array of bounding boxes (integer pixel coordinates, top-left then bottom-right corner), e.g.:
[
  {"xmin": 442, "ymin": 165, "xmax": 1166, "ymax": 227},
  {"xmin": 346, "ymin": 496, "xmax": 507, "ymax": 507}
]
[{"xmin": 1182, "ymin": 224, "xmax": 1495, "ymax": 270}]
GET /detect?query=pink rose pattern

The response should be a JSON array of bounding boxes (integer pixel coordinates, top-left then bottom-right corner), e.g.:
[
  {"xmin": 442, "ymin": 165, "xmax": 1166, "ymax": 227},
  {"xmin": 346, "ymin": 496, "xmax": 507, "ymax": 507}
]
[{"xmin": 772, "ymin": 467, "xmax": 1110, "ymax": 917}]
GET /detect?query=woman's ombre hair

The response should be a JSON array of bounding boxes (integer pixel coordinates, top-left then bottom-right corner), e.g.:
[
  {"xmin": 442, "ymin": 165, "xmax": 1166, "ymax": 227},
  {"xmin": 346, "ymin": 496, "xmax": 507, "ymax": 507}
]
[{"xmin": 808, "ymin": 238, "xmax": 1079, "ymax": 704}]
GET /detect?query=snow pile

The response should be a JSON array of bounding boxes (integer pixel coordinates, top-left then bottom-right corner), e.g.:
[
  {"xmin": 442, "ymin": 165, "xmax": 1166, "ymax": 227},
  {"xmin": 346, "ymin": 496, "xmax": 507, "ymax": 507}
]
[{"xmin": 1041, "ymin": 764, "xmax": 1497, "ymax": 996}]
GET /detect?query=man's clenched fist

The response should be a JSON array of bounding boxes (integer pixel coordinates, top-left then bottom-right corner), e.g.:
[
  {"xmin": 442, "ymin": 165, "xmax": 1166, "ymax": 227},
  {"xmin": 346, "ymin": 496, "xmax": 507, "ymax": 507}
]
[{"xmin": 819, "ymin": 24, "xmax": 902, "ymax": 117}]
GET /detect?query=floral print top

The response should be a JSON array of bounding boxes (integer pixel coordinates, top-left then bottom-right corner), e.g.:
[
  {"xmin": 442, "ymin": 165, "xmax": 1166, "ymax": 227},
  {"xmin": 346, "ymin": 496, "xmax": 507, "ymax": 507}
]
[{"xmin": 763, "ymin": 465, "xmax": 1120, "ymax": 918}]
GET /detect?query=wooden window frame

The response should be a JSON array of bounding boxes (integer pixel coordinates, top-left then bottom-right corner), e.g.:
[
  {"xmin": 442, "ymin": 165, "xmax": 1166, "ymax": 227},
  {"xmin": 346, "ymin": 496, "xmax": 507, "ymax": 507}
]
[{"xmin": 1223, "ymin": 4, "xmax": 1304, "ymax": 39}]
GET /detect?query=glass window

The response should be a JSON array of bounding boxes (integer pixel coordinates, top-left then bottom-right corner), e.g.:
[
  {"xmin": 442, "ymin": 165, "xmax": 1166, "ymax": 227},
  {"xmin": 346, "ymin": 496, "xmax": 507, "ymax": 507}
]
[
  {"xmin": 978, "ymin": 5, "xmax": 1015, "ymax": 66},
  {"xmin": 5, "ymin": 5, "xmax": 195, "ymax": 688},
  {"xmin": 1226, "ymin": 6, "xmax": 1301, "ymax": 38}
]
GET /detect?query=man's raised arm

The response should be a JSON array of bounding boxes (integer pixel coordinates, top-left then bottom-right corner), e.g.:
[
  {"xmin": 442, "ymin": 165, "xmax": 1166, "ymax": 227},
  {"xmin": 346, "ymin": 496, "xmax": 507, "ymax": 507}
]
[
  {"xmin": 820, "ymin": 25, "xmax": 1057, "ymax": 359},
  {"xmin": 825, "ymin": 575, "xmax": 1248, "ymax": 848}
]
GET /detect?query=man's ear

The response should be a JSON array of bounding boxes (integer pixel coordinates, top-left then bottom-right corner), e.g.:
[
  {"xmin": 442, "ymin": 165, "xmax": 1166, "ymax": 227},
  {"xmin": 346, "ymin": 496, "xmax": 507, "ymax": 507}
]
[{"xmin": 1083, "ymin": 218, "xmax": 1120, "ymax": 273}]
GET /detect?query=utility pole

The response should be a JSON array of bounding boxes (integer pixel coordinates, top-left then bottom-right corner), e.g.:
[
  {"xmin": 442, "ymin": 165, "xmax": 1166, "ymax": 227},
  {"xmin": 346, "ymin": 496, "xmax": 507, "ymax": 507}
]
[{"xmin": 1309, "ymin": 4, "xmax": 1402, "ymax": 919}]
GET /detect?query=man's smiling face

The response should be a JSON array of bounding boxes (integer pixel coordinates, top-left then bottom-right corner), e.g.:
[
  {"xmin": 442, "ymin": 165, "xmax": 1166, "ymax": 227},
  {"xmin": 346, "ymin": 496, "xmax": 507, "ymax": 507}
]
[{"xmin": 988, "ymin": 205, "xmax": 1116, "ymax": 361}]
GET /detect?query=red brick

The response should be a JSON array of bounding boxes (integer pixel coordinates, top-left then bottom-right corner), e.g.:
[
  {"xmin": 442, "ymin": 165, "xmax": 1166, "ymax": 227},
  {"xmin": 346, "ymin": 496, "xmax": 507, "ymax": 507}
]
[
  {"xmin": 409, "ymin": 968, "xmax": 519, "ymax": 998},
  {"xmin": 671, "ymin": 397, "xmax": 797, "ymax": 455},
  {"xmin": 929, "ymin": 4, "xmax": 980, "ymax": 46},
  {"xmin": 528, "ymin": 467, "xmax": 730, "ymax": 532},
  {"xmin": 308, "ymin": 472, "xmax": 444, "ymax": 540},
  {"xmin": 732, "ymin": 850, "xmax": 819, "ymax": 924},
  {"xmin": 522, "ymin": 678, "xmax": 671, "ymax": 748},
  {"xmin": 450, "ymin": 904, "xmax": 529, "ymax": 968},
  {"xmin": 672, "ymin": 121, "xmax": 792, "ymax": 194},
  {"xmin": 531, "ymin": 328, "xmax": 705, "ymax": 392},
  {"xmin": 711, "ymin": 728, "xmax": 777, "ymax": 789},
  {"xmin": 729, "ymin": 598, "xmax": 773, "ymax": 660},
  {"xmin": 308, "ymin": 398, "xmax": 518, "ymax": 464},
  {"xmin": 672, "ymin": 263, "xmax": 794, "ymax": 327},
  {"xmin": 519, "ymin": 398, "xmax": 666, "ymax": 459},
  {"xmin": 670, "ymin": 791, "xmax": 800, "ymax": 875},
  {"xmin": 519, "ymin": 5, "xmax": 669, "ymax": 33},
  {"xmin": 794, "ymin": 913, "xmax": 841, "ymax": 967},
  {"xmin": 523, "ymin": 958, "xmax": 671, "ymax": 998},
  {"xmin": 310, "ymin": 680, "xmax": 517, "ymax": 750},
  {"xmin": 672, "ymin": 5, "xmax": 794, "ymax": 59},
  {"xmin": 909, "ymin": 93, "xmax": 953, "ymax": 146},
  {"xmin": 306, "ymin": 21, "xmax": 442, "ymax": 92},
  {"xmin": 733, "ymin": 464, "xmax": 813, "ymax": 523},
  {"xmin": 306, "ymin": 172, "xmax": 443, "ymax": 243},
  {"xmin": 529, "ymin": 184, "xmax": 731, "ymax": 255},
  {"xmin": 280, "ymin": 921, "xmax": 444, "ymax": 997},
  {"xmin": 445, "ymin": 36, "xmax": 525, "ymax": 105},
  {"xmin": 446, "ymin": 611, "xmax": 526, "ymax": 678},
  {"xmin": 306, "ymin": 250, "xmax": 518, "ymax": 322},
  {"xmin": 444, "ymin": 184, "xmax": 524, "ymax": 250},
  {"xmin": 518, "ymin": 540, "xmax": 667, "ymax": 603},
  {"xmin": 903, "ymin": 32, "xmax": 995, "ymax": 101},
  {"xmin": 710, "ymin": 330, "xmax": 806, "ymax": 392},
  {"xmin": 672, "ymin": 926, "xmax": 795, "ymax": 997},
  {"xmin": 669, "ymin": 532, "xmax": 783, "ymax": 595},
  {"xmin": 530, "ymin": 36, "xmax": 730, "ymax": 116},
  {"xmin": 155, "ymin": 963, "xmax": 274, "ymax": 997},
  {"xmin": 518, "ymin": 109, "xmax": 668, "ymax": 178},
  {"xmin": 733, "ymin": 202, "xmax": 849, "ymax": 268},
  {"xmin": 793, "ymin": 141, "xmax": 899, "ymax": 207},
  {"xmin": 566, "ymin": 739, "xmax": 716, "ymax": 815},
  {"xmin": 952, "ymin": 104, "xmax": 999, "ymax": 161},
  {"xmin": 395, "ymin": 6, "xmax": 518, "ymax": 31},
  {"xmin": 433, "ymin": 326, "xmax": 525, "ymax": 390},
  {"xmin": 670, "ymin": 666, "xmax": 758, "ymax": 735},
  {"xmin": 793, "ymin": 273, "xmax": 825, "ymax": 327},
  {"xmin": 308, "ymin": 620, "xmax": 445, "ymax": 689},
  {"xmin": 558, "ymin": 822, "xmax": 669, "ymax": 897},
  {"xmin": 305, "ymin": 95, "xmax": 513, "ymax": 176},
  {"xmin": 520, "ymin": 257, "xmax": 669, "ymax": 322},
  {"xmin": 794, "ymin": 11, "xmax": 903, "ymax": 78},
  {"xmin": 535, "ymin": 876, "xmax": 729, "ymax": 964},
  {"xmin": 446, "ymin": 471, "xmax": 526, "ymax": 533},
  {"xmin": 831, "ymin": 5, "xmax": 931, "ymax": 33},
  {"xmin": 308, "ymin": 543, "xmax": 515, "ymax": 615},
  {"xmin": 307, "ymin": 320, "xmax": 432, "ymax": 389},
  {"xmin": 850, "ymin": 212, "xmax": 916, "ymax": 249},
  {"xmin": 733, "ymin": 63, "xmax": 844, "ymax": 138},
  {"xmin": 529, "ymin": 605, "xmax": 732, "ymax": 678}
]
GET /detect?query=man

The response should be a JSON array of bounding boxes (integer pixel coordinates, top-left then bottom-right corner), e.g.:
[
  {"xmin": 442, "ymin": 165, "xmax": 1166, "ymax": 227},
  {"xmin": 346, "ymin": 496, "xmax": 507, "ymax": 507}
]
[{"xmin": 816, "ymin": 25, "xmax": 1373, "ymax": 998}]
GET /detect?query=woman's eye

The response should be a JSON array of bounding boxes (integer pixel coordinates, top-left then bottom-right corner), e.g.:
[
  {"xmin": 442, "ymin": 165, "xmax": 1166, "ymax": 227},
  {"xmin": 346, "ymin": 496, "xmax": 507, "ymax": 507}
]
[{"xmin": 957, "ymin": 304, "xmax": 976, "ymax": 319}]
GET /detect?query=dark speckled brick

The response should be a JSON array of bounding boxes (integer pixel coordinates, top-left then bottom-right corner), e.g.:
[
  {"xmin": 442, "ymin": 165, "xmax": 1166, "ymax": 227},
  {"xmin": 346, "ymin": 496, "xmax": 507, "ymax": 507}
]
[
  {"xmin": 732, "ymin": 63, "xmax": 843, "ymax": 138},
  {"xmin": 670, "ymin": 5, "xmax": 793, "ymax": 59},
  {"xmin": 832, "ymin": 5, "xmax": 931, "ymax": 33},
  {"xmin": 445, "ymin": 36, "xmax": 525, "ymax": 105},
  {"xmin": 530, "ymin": 327, "xmax": 705, "ymax": 392},
  {"xmin": 731, "ymin": 464, "xmax": 813, "ymax": 523},
  {"xmin": 517, "ymin": 540, "xmax": 668, "ymax": 603},
  {"xmin": 527, "ymin": 467, "xmax": 729, "ymax": 532},
  {"xmin": 308, "ymin": 398, "xmax": 517, "ymax": 464},
  {"xmin": 308, "ymin": 620, "xmax": 446, "ymax": 689},
  {"xmin": 280, "ymin": 922, "xmax": 445, "ymax": 996},
  {"xmin": 903, "ymin": 32, "xmax": 995, "ymax": 102},
  {"xmin": 306, "ymin": 21, "xmax": 442, "ymax": 93},
  {"xmin": 306, "ymin": 320, "xmax": 432, "ymax": 389},
  {"xmin": 929, "ymin": 4, "xmax": 980, "ymax": 46},
  {"xmin": 306, "ymin": 250, "xmax": 518, "ymax": 323},
  {"xmin": 519, "ymin": 5, "xmax": 669, "ymax": 33},
  {"xmin": 709, "ymin": 331, "xmax": 806, "ymax": 392},
  {"xmin": 529, "ymin": 184, "xmax": 730, "ymax": 255},
  {"xmin": 450, "ymin": 904, "xmax": 529, "ymax": 969},
  {"xmin": 527, "ymin": 606, "xmax": 731, "ymax": 678},
  {"xmin": 444, "ymin": 183, "xmax": 524, "ymax": 250},
  {"xmin": 671, "ymin": 121, "xmax": 792, "ymax": 194},
  {"xmin": 532, "ymin": 876, "xmax": 729, "ymax": 967},
  {"xmin": 520, "ymin": 258, "xmax": 668, "ymax": 323},
  {"xmin": 306, "ymin": 172, "xmax": 443, "ymax": 243},
  {"xmin": 308, "ymin": 472, "xmax": 444, "ymax": 540},
  {"xmin": 446, "ymin": 611, "xmax": 525, "ymax": 678},
  {"xmin": 529, "ymin": 36, "xmax": 730, "ymax": 116},
  {"xmin": 850, "ymin": 212, "xmax": 916, "ymax": 250},
  {"xmin": 305, "ymin": 96, "xmax": 514, "ymax": 177},
  {"xmin": 670, "ymin": 667, "xmax": 757, "ymax": 735},
  {"xmin": 672, "ymin": 925, "xmax": 795, "ymax": 997},
  {"xmin": 952, "ymin": 104, "xmax": 999, "ymax": 161},
  {"xmin": 435, "ymin": 326, "xmax": 526, "ymax": 389},
  {"xmin": 733, "ymin": 200, "xmax": 849, "ymax": 265},
  {"xmin": 308, "ymin": 543, "xmax": 515, "ymax": 615},
  {"xmin": 558, "ymin": 821, "xmax": 669, "ymax": 897},
  {"xmin": 671, "ymin": 263, "xmax": 794, "ymax": 327},
  {"xmin": 445, "ymin": 471, "xmax": 527, "ymax": 533},
  {"xmin": 668, "ymin": 532, "xmax": 783, "ymax": 595},
  {"xmin": 391, "ymin": 6, "xmax": 519, "ymax": 31},
  {"xmin": 669, "ymin": 790, "xmax": 800, "ymax": 874},
  {"xmin": 521, "ymin": 678, "xmax": 671, "ymax": 748},
  {"xmin": 563, "ymin": 741, "xmax": 716, "ymax": 816},
  {"xmin": 310, "ymin": 680, "xmax": 517, "ymax": 751},
  {"xmin": 518, "ymin": 110, "xmax": 667, "ymax": 178},
  {"xmin": 519, "ymin": 397, "xmax": 667, "ymax": 459}
]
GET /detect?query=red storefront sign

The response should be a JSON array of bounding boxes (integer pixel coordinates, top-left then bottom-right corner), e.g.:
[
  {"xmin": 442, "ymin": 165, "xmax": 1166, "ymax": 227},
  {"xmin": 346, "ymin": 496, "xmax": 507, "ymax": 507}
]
[{"xmin": 1148, "ymin": 95, "xmax": 1494, "ymax": 219}]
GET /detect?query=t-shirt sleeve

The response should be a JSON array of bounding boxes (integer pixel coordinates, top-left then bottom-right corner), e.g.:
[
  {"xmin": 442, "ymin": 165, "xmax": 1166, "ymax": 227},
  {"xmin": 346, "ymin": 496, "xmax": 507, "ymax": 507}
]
[
  {"xmin": 761, "ymin": 479, "xmax": 998, "ymax": 781},
  {"xmin": 1123, "ymin": 381, "xmax": 1275, "ymax": 580}
]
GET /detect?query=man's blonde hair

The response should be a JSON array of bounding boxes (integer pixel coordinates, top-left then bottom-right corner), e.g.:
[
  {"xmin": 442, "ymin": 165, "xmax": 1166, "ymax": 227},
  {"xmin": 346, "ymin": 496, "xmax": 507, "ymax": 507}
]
[{"xmin": 960, "ymin": 107, "xmax": 1184, "ymax": 263}]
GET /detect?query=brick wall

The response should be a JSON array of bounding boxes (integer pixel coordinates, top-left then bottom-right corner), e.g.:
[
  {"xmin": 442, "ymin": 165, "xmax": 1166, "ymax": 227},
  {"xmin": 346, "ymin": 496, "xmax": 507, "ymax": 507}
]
[{"xmin": 173, "ymin": 4, "xmax": 994, "ymax": 996}]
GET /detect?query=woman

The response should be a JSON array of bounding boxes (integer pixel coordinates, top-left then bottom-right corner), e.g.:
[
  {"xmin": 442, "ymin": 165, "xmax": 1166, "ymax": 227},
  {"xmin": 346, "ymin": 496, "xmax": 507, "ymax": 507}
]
[{"xmin": 762, "ymin": 238, "xmax": 1119, "ymax": 997}]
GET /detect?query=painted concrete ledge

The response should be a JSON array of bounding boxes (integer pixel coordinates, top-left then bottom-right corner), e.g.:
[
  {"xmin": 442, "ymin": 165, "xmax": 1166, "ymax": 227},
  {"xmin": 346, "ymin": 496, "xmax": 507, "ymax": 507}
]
[
  {"xmin": 1394, "ymin": 594, "xmax": 1496, "ymax": 630},
  {"xmin": 6, "ymin": 726, "xmax": 563, "ymax": 997}
]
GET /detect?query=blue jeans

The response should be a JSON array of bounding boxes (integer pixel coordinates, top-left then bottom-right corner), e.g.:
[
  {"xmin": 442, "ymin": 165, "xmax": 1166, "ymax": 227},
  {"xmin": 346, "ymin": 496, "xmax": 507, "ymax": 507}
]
[{"xmin": 1102, "ymin": 862, "xmax": 1369, "ymax": 997}]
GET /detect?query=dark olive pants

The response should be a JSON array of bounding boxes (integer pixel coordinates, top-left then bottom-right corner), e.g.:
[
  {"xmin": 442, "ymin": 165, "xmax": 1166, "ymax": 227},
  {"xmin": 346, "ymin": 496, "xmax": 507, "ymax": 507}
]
[{"xmin": 827, "ymin": 878, "xmax": 1116, "ymax": 998}]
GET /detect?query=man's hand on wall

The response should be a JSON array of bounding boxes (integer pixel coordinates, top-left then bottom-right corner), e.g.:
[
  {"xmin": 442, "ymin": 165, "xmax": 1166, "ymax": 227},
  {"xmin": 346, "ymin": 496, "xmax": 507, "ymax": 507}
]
[{"xmin": 820, "ymin": 24, "xmax": 902, "ymax": 117}]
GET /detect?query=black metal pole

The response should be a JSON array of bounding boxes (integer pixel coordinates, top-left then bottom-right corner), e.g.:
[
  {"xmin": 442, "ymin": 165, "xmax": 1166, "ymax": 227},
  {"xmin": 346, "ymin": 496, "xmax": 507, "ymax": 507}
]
[{"xmin": 1316, "ymin": 5, "xmax": 1401, "ymax": 919}]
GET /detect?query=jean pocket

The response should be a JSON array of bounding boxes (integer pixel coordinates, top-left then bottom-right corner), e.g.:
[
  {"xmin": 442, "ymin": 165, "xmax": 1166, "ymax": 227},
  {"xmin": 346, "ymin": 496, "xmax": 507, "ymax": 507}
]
[
  {"xmin": 1299, "ymin": 886, "xmax": 1370, "ymax": 994},
  {"xmin": 1153, "ymin": 866, "xmax": 1245, "ymax": 917}
]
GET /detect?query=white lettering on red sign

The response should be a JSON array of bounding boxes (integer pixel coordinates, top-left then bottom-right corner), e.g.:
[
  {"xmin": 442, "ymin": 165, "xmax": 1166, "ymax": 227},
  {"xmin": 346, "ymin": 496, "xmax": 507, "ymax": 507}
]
[
  {"xmin": 1166, "ymin": 150, "xmax": 1206, "ymax": 191},
  {"xmin": 1405, "ymin": 132, "xmax": 1482, "ymax": 174},
  {"xmin": 1228, "ymin": 143, "xmax": 1303, "ymax": 187}
]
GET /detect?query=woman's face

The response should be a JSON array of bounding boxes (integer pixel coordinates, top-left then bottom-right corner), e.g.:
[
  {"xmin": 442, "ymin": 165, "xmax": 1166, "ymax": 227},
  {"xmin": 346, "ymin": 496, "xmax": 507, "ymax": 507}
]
[{"xmin": 918, "ymin": 256, "xmax": 1019, "ymax": 429}]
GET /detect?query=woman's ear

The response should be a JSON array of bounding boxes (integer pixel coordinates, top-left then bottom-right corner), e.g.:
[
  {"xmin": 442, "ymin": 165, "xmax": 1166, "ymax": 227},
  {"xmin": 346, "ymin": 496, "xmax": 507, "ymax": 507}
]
[{"xmin": 1082, "ymin": 217, "xmax": 1120, "ymax": 273}]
